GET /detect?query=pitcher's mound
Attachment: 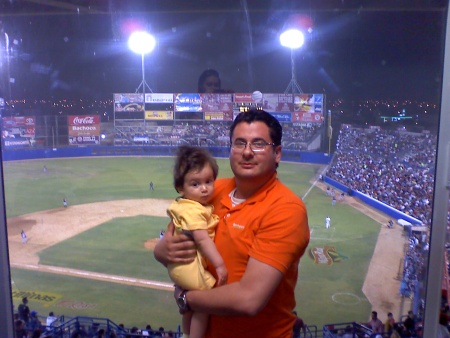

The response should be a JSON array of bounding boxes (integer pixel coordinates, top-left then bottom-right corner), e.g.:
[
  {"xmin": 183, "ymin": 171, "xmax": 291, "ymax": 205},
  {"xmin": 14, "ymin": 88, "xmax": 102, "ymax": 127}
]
[{"xmin": 145, "ymin": 238, "xmax": 159, "ymax": 250}]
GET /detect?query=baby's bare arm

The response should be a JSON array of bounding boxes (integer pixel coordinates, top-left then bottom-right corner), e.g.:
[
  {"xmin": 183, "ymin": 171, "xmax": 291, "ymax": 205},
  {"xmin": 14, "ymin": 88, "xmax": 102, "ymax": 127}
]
[{"xmin": 192, "ymin": 229, "xmax": 228, "ymax": 285}]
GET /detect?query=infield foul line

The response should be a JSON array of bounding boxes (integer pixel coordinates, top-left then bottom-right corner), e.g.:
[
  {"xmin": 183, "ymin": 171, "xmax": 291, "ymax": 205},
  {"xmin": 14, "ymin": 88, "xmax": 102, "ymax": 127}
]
[{"xmin": 11, "ymin": 262, "xmax": 174, "ymax": 290}]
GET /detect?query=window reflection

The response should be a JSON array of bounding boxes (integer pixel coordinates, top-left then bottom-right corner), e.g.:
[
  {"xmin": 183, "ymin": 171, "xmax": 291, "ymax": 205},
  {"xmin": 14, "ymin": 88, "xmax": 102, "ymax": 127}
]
[{"xmin": 0, "ymin": 2, "xmax": 448, "ymax": 336}]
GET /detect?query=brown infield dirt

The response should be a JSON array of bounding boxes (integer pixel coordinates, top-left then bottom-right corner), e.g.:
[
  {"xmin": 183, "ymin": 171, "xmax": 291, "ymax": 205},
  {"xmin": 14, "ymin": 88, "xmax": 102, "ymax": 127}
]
[{"xmin": 8, "ymin": 189, "xmax": 411, "ymax": 321}]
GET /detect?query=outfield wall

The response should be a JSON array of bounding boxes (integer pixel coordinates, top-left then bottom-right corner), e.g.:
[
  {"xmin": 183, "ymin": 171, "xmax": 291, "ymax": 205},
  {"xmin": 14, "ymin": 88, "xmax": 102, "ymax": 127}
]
[
  {"xmin": 1, "ymin": 146, "xmax": 331, "ymax": 164},
  {"xmin": 323, "ymin": 176, "xmax": 423, "ymax": 226}
]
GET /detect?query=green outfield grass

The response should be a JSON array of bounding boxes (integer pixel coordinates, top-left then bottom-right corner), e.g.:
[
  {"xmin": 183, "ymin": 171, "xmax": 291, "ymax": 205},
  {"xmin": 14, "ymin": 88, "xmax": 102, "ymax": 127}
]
[{"xmin": 6, "ymin": 157, "xmax": 380, "ymax": 330}]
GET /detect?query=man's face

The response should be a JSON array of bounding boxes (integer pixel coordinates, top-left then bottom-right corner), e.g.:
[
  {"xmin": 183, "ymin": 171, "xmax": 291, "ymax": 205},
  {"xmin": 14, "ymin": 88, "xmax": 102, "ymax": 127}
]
[{"xmin": 229, "ymin": 121, "xmax": 281, "ymax": 184}]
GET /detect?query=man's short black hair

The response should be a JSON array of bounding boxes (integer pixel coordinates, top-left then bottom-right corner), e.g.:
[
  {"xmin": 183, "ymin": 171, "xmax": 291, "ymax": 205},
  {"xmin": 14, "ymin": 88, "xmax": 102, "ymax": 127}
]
[{"xmin": 230, "ymin": 109, "xmax": 282, "ymax": 146}]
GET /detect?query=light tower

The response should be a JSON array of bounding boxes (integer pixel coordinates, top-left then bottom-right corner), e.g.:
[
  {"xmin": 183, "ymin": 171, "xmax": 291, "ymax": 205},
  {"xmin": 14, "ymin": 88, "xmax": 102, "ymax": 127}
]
[
  {"xmin": 279, "ymin": 29, "xmax": 305, "ymax": 94},
  {"xmin": 128, "ymin": 31, "xmax": 156, "ymax": 103}
]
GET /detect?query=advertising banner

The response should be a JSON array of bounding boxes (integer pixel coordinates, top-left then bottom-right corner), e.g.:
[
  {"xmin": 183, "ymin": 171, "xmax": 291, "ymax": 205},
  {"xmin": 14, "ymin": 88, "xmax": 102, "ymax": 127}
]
[
  {"xmin": 68, "ymin": 115, "xmax": 100, "ymax": 145},
  {"xmin": 277, "ymin": 93, "xmax": 295, "ymax": 112},
  {"xmin": 204, "ymin": 112, "xmax": 233, "ymax": 121},
  {"xmin": 114, "ymin": 93, "xmax": 143, "ymax": 103},
  {"xmin": 114, "ymin": 102, "xmax": 144, "ymax": 112},
  {"xmin": 114, "ymin": 93, "xmax": 144, "ymax": 119},
  {"xmin": 175, "ymin": 93, "xmax": 202, "ymax": 112},
  {"xmin": 292, "ymin": 111, "xmax": 323, "ymax": 123},
  {"xmin": 201, "ymin": 93, "xmax": 233, "ymax": 113},
  {"xmin": 294, "ymin": 94, "xmax": 323, "ymax": 113},
  {"xmin": 112, "ymin": 92, "xmax": 323, "ymax": 123},
  {"xmin": 145, "ymin": 93, "xmax": 174, "ymax": 103},
  {"xmin": 269, "ymin": 112, "xmax": 292, "ymax": 122},
  {"xmin": 262, "ymin": 93, "xmax": 295, "ymax": 112},
  {"xmin": 261, "ymin": 93, "xmax": 278, "ymax": 111},
  {"xmin": 291, "ymin": 94, "xmax": 323, "ymax": 123},
  {"xmin": 145, "ymin": 111, "xmax": 174, "ymax": 120},
  {"xmin": 233, "ymin": 93, "xmax": 253, "ymax": 103},
  {"xmin": 2, "ymin": 116, "xmax": 36, "ymax": 148}
]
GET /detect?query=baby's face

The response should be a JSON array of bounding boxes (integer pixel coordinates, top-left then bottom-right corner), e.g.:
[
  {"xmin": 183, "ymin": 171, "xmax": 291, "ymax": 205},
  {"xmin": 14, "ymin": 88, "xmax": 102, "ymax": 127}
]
[{"xmin": 179, "ymin": 164, "xmax": 215, "ymax": 205}]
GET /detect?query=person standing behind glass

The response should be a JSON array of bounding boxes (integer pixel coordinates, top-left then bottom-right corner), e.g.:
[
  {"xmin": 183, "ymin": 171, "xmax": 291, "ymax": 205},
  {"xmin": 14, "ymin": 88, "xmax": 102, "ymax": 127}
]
[{"xmin": 198, "ymin": 69, "xmax": 221, "ymax": 93}]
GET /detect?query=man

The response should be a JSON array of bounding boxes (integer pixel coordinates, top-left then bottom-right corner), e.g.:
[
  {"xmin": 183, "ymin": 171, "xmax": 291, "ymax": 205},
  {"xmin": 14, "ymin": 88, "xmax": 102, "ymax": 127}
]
[
  {"xmin": 154, "ymin": 109, "xmax": 310, "ymax": 338},
  {"xmin": 46, "ymin": 311, "xmax": 58, "ymax": 330},
  {"xmin": 17, "ymin": 297, "xmax": 30, "ymax": 326},
  {"xmin": 403, "ymin": 310, "xmax": 416, "ymax": 336},
  {"xmin": 325, "ymin": 216, "xmax": 331, "ymax": 229},
  {"xmin": 365, "ymin": 311, "xmax": 384, "ymax": 334}
]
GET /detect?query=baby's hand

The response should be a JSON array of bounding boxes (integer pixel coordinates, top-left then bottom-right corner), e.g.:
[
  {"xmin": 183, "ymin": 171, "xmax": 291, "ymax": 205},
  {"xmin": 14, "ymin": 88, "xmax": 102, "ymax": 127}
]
[{"xmin": 215, "ymin": 265, "xmax": 228, "ymax": 286}]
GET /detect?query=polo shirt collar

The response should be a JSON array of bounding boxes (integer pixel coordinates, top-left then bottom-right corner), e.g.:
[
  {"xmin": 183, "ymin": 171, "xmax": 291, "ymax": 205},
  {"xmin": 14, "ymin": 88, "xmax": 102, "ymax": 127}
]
[{"xmin": 221, "ymin": 172, "xmax": 278, "ymax": 207}]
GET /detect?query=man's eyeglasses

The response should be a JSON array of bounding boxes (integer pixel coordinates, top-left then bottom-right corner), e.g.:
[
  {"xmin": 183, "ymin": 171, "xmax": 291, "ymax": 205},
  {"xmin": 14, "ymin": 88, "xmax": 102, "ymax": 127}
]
[{"xmin": 231, "ymin": 140, "xmax": 276, "ymax": 152}]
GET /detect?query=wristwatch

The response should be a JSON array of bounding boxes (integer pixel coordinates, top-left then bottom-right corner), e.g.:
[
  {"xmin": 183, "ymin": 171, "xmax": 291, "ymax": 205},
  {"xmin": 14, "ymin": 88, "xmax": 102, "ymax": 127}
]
[{"xmin": 177, "ymin": 290, "xmax": 191, "ymax": 312}]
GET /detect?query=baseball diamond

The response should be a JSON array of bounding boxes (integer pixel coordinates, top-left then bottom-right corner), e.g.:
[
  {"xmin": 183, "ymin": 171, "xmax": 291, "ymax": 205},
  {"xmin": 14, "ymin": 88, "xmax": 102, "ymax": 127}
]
[{"xmin": 6, "ymin": 156, "xmax": 409, "ymax": 330}]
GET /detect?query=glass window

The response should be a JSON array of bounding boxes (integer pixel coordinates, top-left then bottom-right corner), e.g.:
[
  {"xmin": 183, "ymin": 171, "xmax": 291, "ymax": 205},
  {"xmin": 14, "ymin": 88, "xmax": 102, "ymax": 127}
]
[{"xmin": 0, "ymin": 2, "xmax": 448, "ymax": 337}]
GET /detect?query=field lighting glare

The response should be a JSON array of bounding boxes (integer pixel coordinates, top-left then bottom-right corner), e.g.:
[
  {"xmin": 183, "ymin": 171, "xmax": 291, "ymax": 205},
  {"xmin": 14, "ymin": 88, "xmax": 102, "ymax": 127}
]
[
  {"xmin": 280, "ymin": 28, "xmax": 305, "ymax": 94},
  {"xmin": 128, "ymin": 31, "xmax": 156, "ymax": 97},
  {"xmin": 279, "ymin": 29, "xmax": 305, "ymax": 49},
  {"xmin": 128, "ymin": 31, "xmax": 156, "ymax": 55}
]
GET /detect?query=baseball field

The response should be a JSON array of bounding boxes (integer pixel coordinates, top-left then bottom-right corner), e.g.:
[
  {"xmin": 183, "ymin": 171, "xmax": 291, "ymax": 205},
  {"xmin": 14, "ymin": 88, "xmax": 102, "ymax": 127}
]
[{"xmin": 5, "ymin": 156, "xmax": 409, "ymax": 330}]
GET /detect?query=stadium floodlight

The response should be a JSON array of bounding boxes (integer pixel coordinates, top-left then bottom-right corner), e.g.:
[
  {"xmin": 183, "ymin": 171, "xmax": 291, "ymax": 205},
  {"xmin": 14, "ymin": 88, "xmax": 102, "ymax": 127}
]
[
  {"xmin": 128, "ymin": 31, "xmax": 156, "ymax": 101},
  {"xmin": 279, "ymin": 29, "xmax": 305, "ymax": 94}
]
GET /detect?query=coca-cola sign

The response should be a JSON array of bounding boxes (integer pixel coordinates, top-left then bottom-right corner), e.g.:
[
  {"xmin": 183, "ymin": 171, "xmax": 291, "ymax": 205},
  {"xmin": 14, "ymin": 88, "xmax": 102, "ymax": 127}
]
[{"xmin": 68, "ymin": 115, "xmax": 100, "ymax": 125}]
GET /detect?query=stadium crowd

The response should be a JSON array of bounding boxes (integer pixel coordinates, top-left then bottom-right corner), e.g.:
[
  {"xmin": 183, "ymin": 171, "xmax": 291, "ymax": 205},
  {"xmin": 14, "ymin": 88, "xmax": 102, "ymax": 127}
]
[
  {"xmin": 113, "ymin": 121, "xmax": 321, "ymax": 150},
  {"xmin": 326, "ymin": 125, "xmax": 436, "ymax": 227}
]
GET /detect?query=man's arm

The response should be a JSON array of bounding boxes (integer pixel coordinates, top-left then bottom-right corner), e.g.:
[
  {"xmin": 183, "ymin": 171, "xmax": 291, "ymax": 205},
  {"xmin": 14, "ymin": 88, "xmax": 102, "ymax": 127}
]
[
  {"xmin": 179, "ymin": 257, "xmax": 283, "ymax": 316},
  {"xmin": 153, "ymin": 222, "xmax": 197, "ymax": 266}
]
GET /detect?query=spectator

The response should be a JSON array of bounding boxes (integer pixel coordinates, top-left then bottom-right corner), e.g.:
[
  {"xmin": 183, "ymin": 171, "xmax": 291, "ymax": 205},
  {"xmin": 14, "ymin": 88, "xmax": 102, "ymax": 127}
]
[
  {"xmin": 403, "ymin": 310, "xmax": 416, "ymax": 337},
  {"xmin": 292, "ymin": 311, "xmax": 306, "ymax": 338},
  {"xmin": 29, "ymin": 310, "xmax": 42, "ymax": 331},
  {"xmin": 365, "ymin": 311, "xmax": 384, "ymax": 334},
  {"xmin": 197, "ymin": 69, "xmax": 221, "ymax": 93},
  {"xmin": 390, "ymin": 323, "xmax": 403, "ymax": 338},
  {"xmin": 142, "ymin": 324, "xmax": 153, "ymax": 336},
  {"xmin": 46, "ymin": 311, "xmax": 58, "ymax": 330},
  {"xmin": 340, "ymin": 325, "xmax": 353, "ymax": 338},
  {"xmin": 384, "ymin": 312, "xmax": 396, "ymax": 334},
  {"xmin": 30, "ymin": 328, "xmax": 43, "ymax": 338},
  {"xmin": 14, "ymin": 319, "xmax": 27, "ymax": 338},
  {"xmin": 17, "ymin": 297, "xmax": 30, "ymax": 326},
  {"xmin": 95, "ymin": 328, "xmax": 106, "ymax": 338}
]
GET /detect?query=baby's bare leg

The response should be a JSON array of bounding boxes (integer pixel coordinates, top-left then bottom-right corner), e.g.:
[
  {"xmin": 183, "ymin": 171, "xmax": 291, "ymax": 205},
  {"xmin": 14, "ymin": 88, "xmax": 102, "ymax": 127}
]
[
  {"xmin": 182, "ymin": 311, "xmax": 192, "ymax": 337},
  {"xmin": 189, "ymin": 311, "xmax": 209, "ymax": 338}
]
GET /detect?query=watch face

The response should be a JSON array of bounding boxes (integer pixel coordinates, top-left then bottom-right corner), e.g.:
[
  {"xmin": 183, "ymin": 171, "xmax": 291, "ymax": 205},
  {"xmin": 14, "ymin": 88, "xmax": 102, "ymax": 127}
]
[{"xmin": 177, "ymin": 295, "xmax": 185, "ymax": 309}]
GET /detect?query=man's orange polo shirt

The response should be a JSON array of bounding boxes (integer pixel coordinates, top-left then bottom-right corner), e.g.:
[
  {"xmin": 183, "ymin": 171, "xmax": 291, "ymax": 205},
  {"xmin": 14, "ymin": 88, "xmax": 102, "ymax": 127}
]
[{"xmin": 205, "ymin": 173, "xmax": 310, "ymax": 338}]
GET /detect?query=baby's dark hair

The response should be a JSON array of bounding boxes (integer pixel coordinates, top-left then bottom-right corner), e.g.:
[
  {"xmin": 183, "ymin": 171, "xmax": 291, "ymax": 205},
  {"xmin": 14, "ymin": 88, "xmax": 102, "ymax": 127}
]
[{"xmin": 173, "ymin": 146, "xmax": 219, "ymax": 193}]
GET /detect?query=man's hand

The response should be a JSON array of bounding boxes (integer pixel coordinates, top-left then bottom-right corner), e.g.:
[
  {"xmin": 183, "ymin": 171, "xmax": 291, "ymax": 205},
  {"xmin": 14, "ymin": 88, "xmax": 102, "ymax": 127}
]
[{"xmin": 154, "ymin": 222, "xmax": 196, "ymax": 266}]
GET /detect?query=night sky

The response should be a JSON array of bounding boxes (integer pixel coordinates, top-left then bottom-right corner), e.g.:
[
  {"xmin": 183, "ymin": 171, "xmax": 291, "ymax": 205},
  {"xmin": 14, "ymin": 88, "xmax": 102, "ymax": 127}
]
[{"xmin": 0, "ymin": 1, "xmax": 447, "ymax": 102}]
